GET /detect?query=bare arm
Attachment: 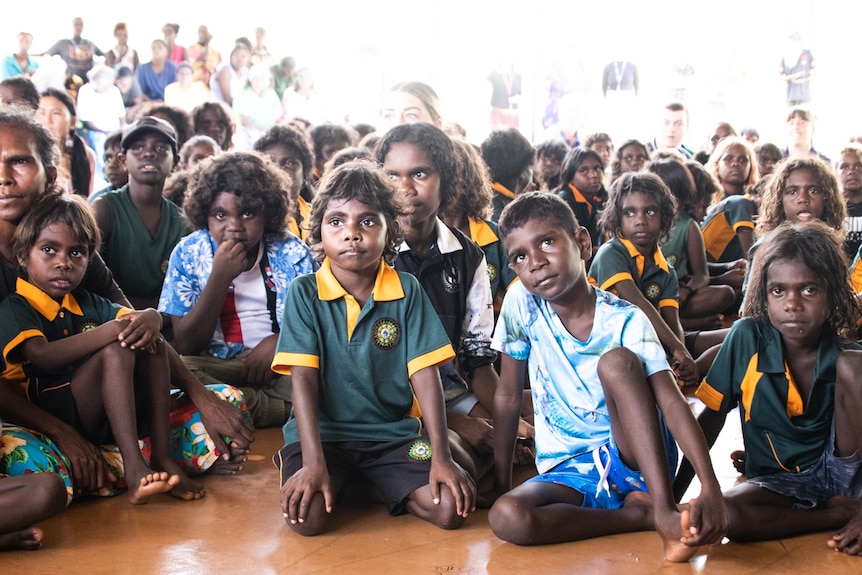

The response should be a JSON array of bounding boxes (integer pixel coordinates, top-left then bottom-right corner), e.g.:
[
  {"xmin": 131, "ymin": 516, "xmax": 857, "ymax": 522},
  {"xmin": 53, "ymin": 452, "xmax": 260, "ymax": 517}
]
[
  {"xmin": 684, "ymin": 220, "xmax": 710, "ymax": 293},
  {"xmin": 17, "ymin": 320, "xmax": 126, "ymax": 371},
  {"xmin": 737, "ymin": 228, "xmax": 754, "ymax": 257},
  {"xmin": 490, "ymin": 354, "xmax": 527, "ymax": 496},
  {"xmin": 412, "ymin": 365, "xmax": 476, "ymax": 516},
  {"xmin": 91, "ymin": 196, "xmax": 114, "ymax": 249}
]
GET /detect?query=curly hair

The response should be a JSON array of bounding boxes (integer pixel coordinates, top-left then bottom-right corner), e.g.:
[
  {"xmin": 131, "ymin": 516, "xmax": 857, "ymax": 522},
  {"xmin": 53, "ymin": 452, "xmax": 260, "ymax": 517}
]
[
  {"xmin": 254, "ymin": 125, "xmax": 315, "ymax": 199},
  {"xmin": 479, "ymin": 128, "xmax": 535, "ymax": 188},
  {"xmin": 648, "ymin": 160, "xmax": 696, "ymax": 218},
  {"xmin": 442, "ymin": 139, "xmax": 492, "ymax": 223},
  {"xmin": 744, "ymin": 220, "xmax": 860, "ymax": 340},
  {"xmin": 610, "ymin": 139, "xmax": 649, "ymax": 184},
  {"xmin": 757, "ymin": 156, "xmax": 845, "ymax": 236},
  {"xmin": 191, "ymin": 102, "xmax": 235, "ymax": 150},
  {"xmin": 685, "ymin": 160, "xmax": 721, "ymax": 221},
  {"xmin": 309, "ymin": 124, "xmax": 351, "ymax": 167},
  {"xmin": 599, "ymin": 172, "xmax": 677, "ymax": 242},
  {"xmin": 307, "ymin": 159, "xmax": 405, "ymax": 265},
  {"xmin": 375, "ymin": 122, "xmax": 457, "ymax": 215},
  {"xmin": 182, "ymin": 151, "xmax": 289, "ymax": 235}
]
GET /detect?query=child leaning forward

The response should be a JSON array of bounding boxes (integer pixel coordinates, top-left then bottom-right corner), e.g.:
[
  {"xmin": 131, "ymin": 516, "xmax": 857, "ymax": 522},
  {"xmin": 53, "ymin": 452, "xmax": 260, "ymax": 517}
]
[{"xmin": 271, "ymin": 160, "xmax": 476, "ymax": 535}]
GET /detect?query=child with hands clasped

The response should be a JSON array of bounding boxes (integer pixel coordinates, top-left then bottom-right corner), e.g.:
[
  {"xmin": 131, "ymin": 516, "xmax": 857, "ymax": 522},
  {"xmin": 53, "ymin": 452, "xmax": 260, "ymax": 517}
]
[
  {"xmin": 694, "ymin": 220, "xmax": 862, "ymax": 555},
  {"xmin": 272, "ymin": 161, "xmax": 476, "ymax": 535},
  {"xmin": 0, "ymin": 195, "xmax": 203, "ymax": 503},
  {"xmin": 589, "ymin": 173, "xmax": 702, "ymax": 387},
  {"xmin": 486, "ymin": 192, "xmax": 726, "ymax": 560}
]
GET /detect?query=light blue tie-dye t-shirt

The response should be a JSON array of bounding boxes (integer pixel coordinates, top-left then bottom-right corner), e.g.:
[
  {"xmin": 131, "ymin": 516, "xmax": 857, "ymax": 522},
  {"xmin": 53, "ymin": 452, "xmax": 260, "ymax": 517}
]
[{"xmin": 491, "ymin": 283, "xmax": 670, "ymax": 473}]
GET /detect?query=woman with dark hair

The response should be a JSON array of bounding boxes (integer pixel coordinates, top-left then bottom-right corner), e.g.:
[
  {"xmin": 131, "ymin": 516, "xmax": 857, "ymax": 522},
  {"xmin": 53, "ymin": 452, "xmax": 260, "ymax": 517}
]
[{"xmin": 37, "ymin": 88, "xmax": 95, "ymax": 197}]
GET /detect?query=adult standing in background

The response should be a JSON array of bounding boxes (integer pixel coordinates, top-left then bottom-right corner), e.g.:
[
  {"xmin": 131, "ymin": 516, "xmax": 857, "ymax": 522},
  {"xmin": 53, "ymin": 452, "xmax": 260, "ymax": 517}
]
[
  {"xmin": 163, "ymin": 23, "xmax": 188, "ymax": 65},
  {"xmin": 104, "ymin": 23, "xmax": 139, "ymax": 72},
  {"xmin": 487, "ymin": 62, "xmax": 521, "ymax": 130},
  {"xmin": 188, "ymin": 25, "xmax": 220, "ymax": 86},
  {"xmin": 45, "ymin": 17, "xmax": 103, "ymax": 83},
  {"xmin": 2, "ymin": 32, "xmax": 39, "ymax": 80},
  {"xmin": 780, "ymin": 31, "xmax": 815, "ymax": 106},
  {"xmin": 602, "ymin": 60, "xmax": 639, "ymax": 96}
]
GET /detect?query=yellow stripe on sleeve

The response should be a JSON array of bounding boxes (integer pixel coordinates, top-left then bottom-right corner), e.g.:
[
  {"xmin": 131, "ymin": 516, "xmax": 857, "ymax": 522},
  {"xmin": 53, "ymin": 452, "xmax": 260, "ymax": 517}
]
[
  {"xmin": 2, "ymin": 329, "xmax": 43, "ymax": 363},
  {"xmin": 598, "ymin": 272, "xmax": 633, "ymax": 291},
  {"xmin": 695, "ymin": 380, "xmax": 724, "ymax": 411},
  {"xmin": 658, "ymin": 298, "xmax": 679, "ymax": 309},
  {"xmin": 406, "ymin": 344, "xmax": 455, "ymax": 378},
  {"xmin": 271, "ymin": 352, "xmax": 319, "ymax": 376}
]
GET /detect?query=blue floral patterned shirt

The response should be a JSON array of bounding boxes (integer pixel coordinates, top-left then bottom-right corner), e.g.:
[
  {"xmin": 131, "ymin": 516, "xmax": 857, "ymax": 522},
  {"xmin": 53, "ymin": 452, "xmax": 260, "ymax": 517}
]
[{"xmin": 158, "ymin": 229, "xmax": 317, "ymax": 359}]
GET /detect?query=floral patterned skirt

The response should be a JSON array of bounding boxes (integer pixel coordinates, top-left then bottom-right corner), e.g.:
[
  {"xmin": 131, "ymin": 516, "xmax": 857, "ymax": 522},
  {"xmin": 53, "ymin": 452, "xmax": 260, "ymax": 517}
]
[{"xmin": 0, "ymin": 384, "xmax": 248, "ymax": 503}]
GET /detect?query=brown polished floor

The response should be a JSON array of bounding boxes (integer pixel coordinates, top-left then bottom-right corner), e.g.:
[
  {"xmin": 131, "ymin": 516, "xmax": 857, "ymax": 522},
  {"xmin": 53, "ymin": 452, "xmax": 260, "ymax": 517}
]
[{"xmin": 6, "ymin": 406, "xmax": 861, "ymax": 575}]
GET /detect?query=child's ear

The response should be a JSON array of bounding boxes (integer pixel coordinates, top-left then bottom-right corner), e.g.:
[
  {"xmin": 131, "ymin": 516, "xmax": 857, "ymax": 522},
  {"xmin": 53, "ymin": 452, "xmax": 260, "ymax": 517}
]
[{"xmin": 575, "ymin": 226, "xmax": 593, "ymax": 261}]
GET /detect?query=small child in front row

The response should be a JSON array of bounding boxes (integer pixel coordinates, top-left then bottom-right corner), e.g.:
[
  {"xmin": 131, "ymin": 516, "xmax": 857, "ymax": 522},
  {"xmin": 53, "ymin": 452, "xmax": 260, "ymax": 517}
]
[
  {"xmin": 694, "ymin": 220, "xmax": 862, "ymax": 555},
  {"xmin": 0, "ymin": 195, "xmax": 203, "ymax": 503},
  {"xmin": 271, "ymin": 160, "xmax": 476, "ymax": 535},
  {"xmin": 485, "ymin": 192, "xmax": 726, "ymax": 561}
]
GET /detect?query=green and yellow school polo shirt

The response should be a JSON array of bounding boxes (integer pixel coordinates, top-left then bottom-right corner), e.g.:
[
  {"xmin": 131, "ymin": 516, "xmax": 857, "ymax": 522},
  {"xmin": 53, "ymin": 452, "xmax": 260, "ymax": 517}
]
[
  {"xmin": 588, "ymin": 236, "xmax": 679, "ymax": 310},
  {"xmin": 697, "ymin": 317, "xmax": 861, "ymax": 478},
  {"xmin": 701, "ymin": 195, "xmax": 755, "ymax": 263},
  {"xmin": 272, "ymin": 259, "xmax": 455, "ymax": 445}
]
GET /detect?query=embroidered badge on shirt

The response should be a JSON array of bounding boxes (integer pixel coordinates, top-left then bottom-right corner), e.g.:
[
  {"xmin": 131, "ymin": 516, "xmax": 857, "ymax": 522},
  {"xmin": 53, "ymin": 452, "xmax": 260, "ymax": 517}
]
[
  {"xmin": 408, "ymin": 439, "xmax": 432, "ymax": 461},
  {"xmin": 645, "ymin": 283, "xmax": 661, "ymax": 300},
  {"xmin": 372, "ymin": 317, "xmax": 401, "ymax": 350},
  {"xmin": 80, "ymin": 321, "xmax": 98, "ymax": 333},
  {"xmin": 486, "ymin": 263, "xmax": 498, "ymax": 284}
]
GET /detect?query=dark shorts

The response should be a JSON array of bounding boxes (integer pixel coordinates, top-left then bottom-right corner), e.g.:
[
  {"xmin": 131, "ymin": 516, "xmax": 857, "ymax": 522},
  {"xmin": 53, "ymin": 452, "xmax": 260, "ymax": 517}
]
[
  {"xmin": 748, "ymin": 425, "xmax": 862, "ymax": 508},
  {"xmin": 274, "ymin": 437, "xmax": 434, "ymax": 515}
]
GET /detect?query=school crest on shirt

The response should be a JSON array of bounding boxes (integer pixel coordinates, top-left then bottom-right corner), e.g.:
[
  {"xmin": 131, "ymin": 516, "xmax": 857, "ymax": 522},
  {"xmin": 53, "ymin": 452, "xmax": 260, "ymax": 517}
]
[
  {"xmin": 645, "ymin": 283, "xmax": 661, "ymax": 300},
  {"xmin": 80, "ymin": 321, "xmax": 98, "ymax": 333},
  {"xmin": 441, "ymin": 259, "xmax": 460, "ymax": 294},
  {"xmin": 486, "ymin": 263, "xmax": 498, "ymax": 285},
  {"xmin": 372, "ymin": 317, "xmax": 401, "ymax": 350},
  {"xmin": 407, "ymin": 439, "xmax": 432, "ymax": 461},
  {"xmin": 666, "ymin": 254, "xmax": 677, "ymax": 268}
]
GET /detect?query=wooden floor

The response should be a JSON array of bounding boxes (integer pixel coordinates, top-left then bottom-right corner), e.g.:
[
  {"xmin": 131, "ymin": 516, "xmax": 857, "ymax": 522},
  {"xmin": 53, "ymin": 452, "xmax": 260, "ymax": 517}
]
[{"xmin": 5, "ymin": 405, "xmax": 861, "ymax": 575}]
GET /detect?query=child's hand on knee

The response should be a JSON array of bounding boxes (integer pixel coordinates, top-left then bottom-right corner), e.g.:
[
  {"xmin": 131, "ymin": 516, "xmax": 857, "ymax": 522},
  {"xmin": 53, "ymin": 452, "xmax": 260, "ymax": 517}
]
[{"xmin": 118, "ymin": 309, "xmax": 164, "ymax": 350}]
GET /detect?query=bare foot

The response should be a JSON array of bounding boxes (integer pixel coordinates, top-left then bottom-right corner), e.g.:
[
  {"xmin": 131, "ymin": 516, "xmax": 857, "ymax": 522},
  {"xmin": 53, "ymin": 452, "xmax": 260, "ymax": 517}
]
[
  {"xmin": 656, "ymin": 507, "xmax": 701, "ymax": 562},
  {"xmin": 152, "ymin": 458, "xmax": 207, "ymax": 500},
  {"xmin": 825, "ymin": 496, "xmax": 861, "ymax": 552},
  {"xmin": 0, "ymin": 527, "xmax": 44, "ymax": 551},
  {"xmin": 209, "ymin": 446, "xmax": 249, "ymax": 476},
  {"xmin": 127, "ymin": 472, "xmax": 180, "ymax": 504}
]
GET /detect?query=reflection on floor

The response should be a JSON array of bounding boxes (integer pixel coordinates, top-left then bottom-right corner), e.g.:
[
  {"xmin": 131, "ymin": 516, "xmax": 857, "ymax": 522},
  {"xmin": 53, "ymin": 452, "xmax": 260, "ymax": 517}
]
[{"xmin": 5, "ymin": 405, "xmax": 860, "ymax": 575}]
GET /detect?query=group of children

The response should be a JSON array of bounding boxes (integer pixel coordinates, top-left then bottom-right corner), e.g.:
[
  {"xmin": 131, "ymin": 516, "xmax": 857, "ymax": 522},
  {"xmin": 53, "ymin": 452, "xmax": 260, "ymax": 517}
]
[{"xmin": 1, "ymin": 78, "xmax": 862, "ymax": 563}]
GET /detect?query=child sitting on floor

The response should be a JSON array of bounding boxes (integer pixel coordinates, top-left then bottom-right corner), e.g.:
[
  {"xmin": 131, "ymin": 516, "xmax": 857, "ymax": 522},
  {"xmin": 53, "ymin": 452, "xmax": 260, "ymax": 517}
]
[
  {"xmin": 272, "ymin": 160, "xmax": 476, "ymax": 534},
  {"xmin": 159, "ymin": 152, "xmax": 318, "ymax": 428},
  {"xmin": 485, "ymin": 192, "xmax": 726, "ymax": 561},
  {"xmin": 0, "ymin": 195, "xmax": 203, "ymax": 503},
  {"xmin": 693, "ymin": 220, "xmax": 862, "ymax": 556}
]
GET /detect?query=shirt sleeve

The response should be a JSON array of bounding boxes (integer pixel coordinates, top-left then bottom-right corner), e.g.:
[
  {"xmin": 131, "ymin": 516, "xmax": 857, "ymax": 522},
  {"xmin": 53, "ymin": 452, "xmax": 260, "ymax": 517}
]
[
  {"xmin": 271, "ymin": 275, "xmax": 320, "ymax": 375},
  {"xmin": 158, "ymin": 235, "xmax": 206, "ymax": 317},
  {"xmin": 491, "ymin": 282, "xmax": 532, "ymax": 361},
  {"xmin": 696, "ymin": 319, "xmax": 752, "ymax": 412},
  {"xmin": 588, "ymin": 241, "xmax": 633, "ymax": 291},
  {"xmin": 458, "ymin": 253, "xmax": 497, "ymax": 372},
  {"xmin": 724, "ymin": 196, "xmax": 755, "ymax": 231}
]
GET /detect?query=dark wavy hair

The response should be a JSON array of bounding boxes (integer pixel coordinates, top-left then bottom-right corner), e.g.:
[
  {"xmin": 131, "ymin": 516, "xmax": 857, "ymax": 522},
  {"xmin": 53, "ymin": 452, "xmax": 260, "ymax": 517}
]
[
  {"xmin": 145, "ymin": 104, "xmax": 192, "ymax": 150},
  {"xmin": 744, "ymin": 220, "xmax": 860, "ymax": 340},
  {"xmin": 191, "ymin": 102, "xmax": 235, "ymax": 150},
  {"xmin": 375, "ymin": 122, "xmax": 457, "ymax": 215},
  {"xmin": 599, "ymin": 172, "xmax": 677, "ymax": 242},
  {"xmin": 442, "ymin": 139, "xmax": 493, "ymax": 222},
  {"xmin": 182, "ymin": 151, "xmax": 289, "ymax": 235},
  {"xmin": 307, "ymin": 160, "xmax": 405, "ymax": 265},
  {"xmin": 648, "ymin": 160, "xmax": 696, "ymax": 218},
  {"xmin": 0, "ymin": 76, "xmax": 40, "ymax": 110},
  {"xmin": 254, "ymin": 125, "xmax": 315, "ymax": 201},
  {"xmin": 757, "ymin": 156, "xmax": 845, "ymax": 236},
  {"xmin": 480, "ymin": 128, "xmax": 534, "ymax": 188},
  {"xmin": 555, "ymin": 146, "xmax": 605, "ymax": 193}
]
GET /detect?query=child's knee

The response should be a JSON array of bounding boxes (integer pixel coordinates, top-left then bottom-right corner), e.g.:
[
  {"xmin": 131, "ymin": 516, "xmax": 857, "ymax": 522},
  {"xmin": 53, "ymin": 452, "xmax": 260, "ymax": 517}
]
[
  {"xmin": 488, "ymin": 495, "xmax": 533, "ymax": 544},
  {"xmin": 597, "ymin": 347, "xmax": 644, "ymax": 383},
  {"xmin": 428, "ymin": 491, "xmax": 467, "ymax": 531},
  {"xmin": 29, "ymin": 472, "xmax": 68, "ymax": 515}
]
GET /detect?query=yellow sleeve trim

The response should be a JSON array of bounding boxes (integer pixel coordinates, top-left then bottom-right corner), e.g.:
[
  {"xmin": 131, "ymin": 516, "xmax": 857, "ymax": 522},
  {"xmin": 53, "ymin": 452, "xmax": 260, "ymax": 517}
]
[
  {"xmin": 407, "ymin": 344, "xmax": 455, "ymax": 378},
  {"xmin": 695, "ymin": 380, "xmax": 724, "ymax": 411},
  {"xmin": 658, "ymin": 298, "xmax": 679, "ymax": 309},
  {"xmin": 599, "ymin": 271, "xmax": 632, "ymax": 291},
  {"xmin": 2, "ymin": 329, "xmax": 43, "ymax": 363},
  {"xmin": 271, "ymin": 352, "xmax": 319, "ymax": 376},
  {"xmin": 731, "ymin": 220, "xmax": 754, "ymax": 231},
  {"xmin": 115, "ymin": 307, "xmax": 133, "ymax": 319}
]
